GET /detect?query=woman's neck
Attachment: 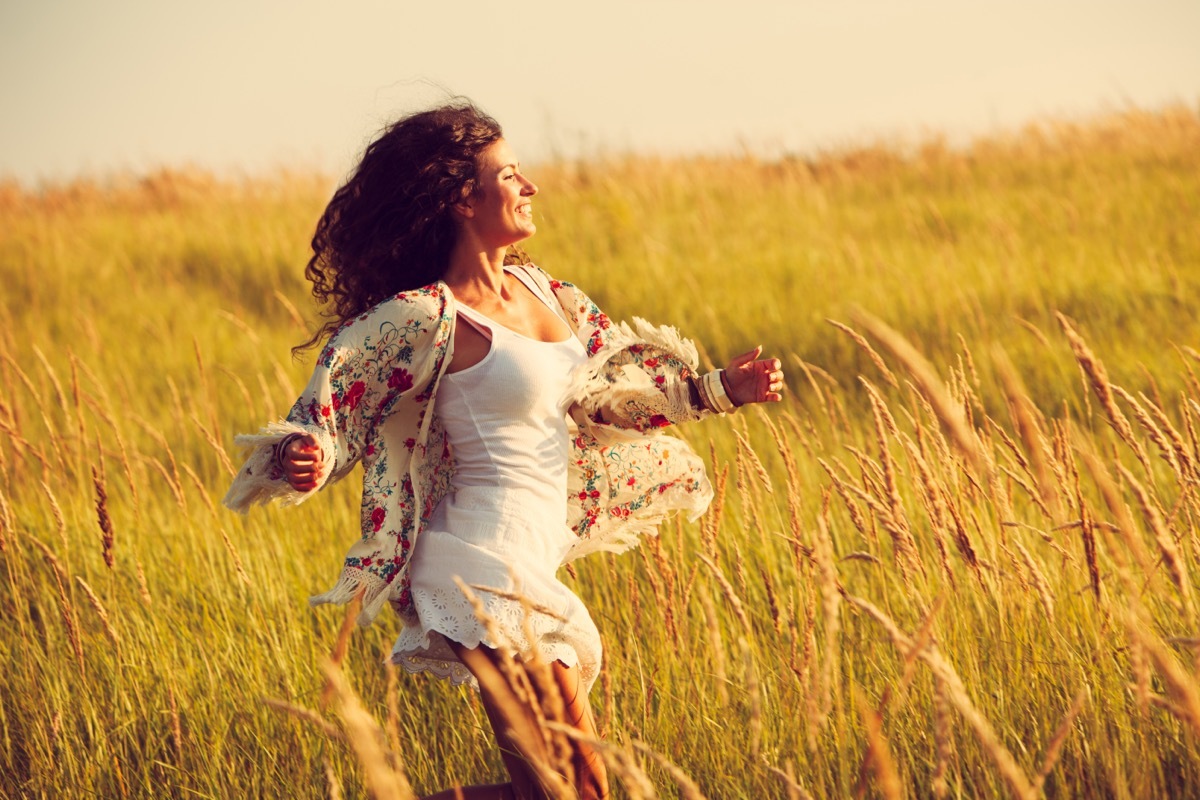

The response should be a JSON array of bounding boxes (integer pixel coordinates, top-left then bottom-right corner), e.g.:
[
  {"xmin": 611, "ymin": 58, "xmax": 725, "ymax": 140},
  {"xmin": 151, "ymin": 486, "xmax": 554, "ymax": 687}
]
[{"xmin": 443, "ymin": 245, "xmax": 509, "ymax": 301}]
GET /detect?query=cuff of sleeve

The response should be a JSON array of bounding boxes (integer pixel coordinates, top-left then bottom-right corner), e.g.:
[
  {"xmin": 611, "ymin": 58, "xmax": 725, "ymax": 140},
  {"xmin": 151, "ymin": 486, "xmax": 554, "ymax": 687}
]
[{"xmin": 223, "ymin": 422, "xmax": 333, "ymax": 512}]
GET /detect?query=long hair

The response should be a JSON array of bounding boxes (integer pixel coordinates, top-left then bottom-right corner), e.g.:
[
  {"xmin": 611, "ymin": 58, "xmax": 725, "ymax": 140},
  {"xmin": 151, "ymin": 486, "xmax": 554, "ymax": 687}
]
[{"xmin": 295, "ymin": 100, "xmax": 504, "ymax": 353}]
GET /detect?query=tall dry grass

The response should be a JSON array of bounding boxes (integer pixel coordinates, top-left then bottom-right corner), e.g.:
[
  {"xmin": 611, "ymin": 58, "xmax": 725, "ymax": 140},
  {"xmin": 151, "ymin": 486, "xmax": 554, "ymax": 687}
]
[{"xmin": 1, "ymin": 104, "xmax": 1199, "ymax": 797}]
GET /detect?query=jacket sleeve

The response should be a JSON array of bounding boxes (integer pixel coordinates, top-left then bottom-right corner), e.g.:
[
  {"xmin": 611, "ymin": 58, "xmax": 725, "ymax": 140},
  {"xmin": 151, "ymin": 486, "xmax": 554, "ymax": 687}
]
[
  {"xmin": 563, "ymin": 316, "xmax": 717, "ymax": 435},
  {"xmin": 539, "ymin": 268, "xmax": 716, "ymax": 435},
  {"xmin": 223, "ymin": 291, "xmax": 446, "ymax": 512}
]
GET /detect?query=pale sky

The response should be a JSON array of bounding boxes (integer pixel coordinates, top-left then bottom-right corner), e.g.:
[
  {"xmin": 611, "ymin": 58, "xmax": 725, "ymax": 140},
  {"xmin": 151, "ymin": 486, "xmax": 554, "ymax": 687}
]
[{"xmin": 2, "ymin": 1, "xmax": 1197, "ymax": 185}]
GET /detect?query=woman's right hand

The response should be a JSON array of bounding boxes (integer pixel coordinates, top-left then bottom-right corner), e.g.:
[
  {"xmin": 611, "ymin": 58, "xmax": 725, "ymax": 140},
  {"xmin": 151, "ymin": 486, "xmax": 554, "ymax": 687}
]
[{"xmin": 281, "ymin": 434, "xmax": 324, "ymax": 492}]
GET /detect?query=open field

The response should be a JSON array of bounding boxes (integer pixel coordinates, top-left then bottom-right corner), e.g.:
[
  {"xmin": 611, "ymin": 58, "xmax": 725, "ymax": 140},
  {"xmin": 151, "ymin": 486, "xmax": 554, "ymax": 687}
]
[{"xmin": 2, "ymin": 104, "xmax": 1199, "ymax": 798}]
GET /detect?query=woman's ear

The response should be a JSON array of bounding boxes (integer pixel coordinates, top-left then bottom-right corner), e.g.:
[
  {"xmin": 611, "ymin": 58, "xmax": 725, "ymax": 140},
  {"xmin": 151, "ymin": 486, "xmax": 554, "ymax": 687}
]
[
  {"xmin": 452, "ymin": 196, "xmax": 475, "ymax": 220},
  {"xmin": 452, "ymin": 185, "xmax": 478, "ymax": 220}
]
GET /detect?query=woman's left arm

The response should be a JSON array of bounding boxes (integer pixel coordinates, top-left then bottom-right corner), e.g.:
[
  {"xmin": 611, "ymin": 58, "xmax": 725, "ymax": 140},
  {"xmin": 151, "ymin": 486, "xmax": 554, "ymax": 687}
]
[{"xmin": 541, "ymin": 266, "xmax": 784, "ymax": 430}]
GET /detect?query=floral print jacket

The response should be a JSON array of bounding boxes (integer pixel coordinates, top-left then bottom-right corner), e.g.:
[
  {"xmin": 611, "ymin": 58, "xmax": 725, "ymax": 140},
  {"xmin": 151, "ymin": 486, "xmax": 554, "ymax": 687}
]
[{"xmin": 224, "ymin": 266, "xmax": 715, "ymax": 625}]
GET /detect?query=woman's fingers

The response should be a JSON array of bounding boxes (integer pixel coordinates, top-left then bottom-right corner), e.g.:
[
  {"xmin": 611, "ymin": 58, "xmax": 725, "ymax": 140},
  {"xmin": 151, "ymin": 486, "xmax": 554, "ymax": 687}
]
[
  {"xmin": 759, "ymin": 359, "xmax": 785, "ymax": 403},
  {"xmin": 283, "ymin": 434, "xmax": 324, "ymax": 491},
  {"xmin": 765, "ymin": 359, "xmax": 785, "ymax": 396}
]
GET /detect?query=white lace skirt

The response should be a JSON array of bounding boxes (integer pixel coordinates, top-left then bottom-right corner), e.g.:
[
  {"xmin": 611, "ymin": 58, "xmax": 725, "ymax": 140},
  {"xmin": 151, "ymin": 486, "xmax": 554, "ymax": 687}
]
[{"xmin": 391, "ymin": 485, "xmax": 603, "ymax": 691}]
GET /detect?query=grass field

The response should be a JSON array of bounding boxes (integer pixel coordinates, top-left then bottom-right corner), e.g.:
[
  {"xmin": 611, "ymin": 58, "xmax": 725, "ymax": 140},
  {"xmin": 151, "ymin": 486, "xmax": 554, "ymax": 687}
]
[{"xmin": 2, "ymin": 103, "xmax": 1199, "ymax": 798}]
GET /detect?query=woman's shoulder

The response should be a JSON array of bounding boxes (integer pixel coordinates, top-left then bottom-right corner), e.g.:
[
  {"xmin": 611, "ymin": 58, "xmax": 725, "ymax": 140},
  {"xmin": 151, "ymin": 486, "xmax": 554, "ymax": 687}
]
[
  {"xmin": 386, "ymin": 282, "xmax": 451, "ymax": 309},
  {"xmin": 320, "ymin": 284, "xmax": 451, "ymax": 357},
  {"xmin": 356, "ymin": 284, "xmax": 451, "ymax": 324}
]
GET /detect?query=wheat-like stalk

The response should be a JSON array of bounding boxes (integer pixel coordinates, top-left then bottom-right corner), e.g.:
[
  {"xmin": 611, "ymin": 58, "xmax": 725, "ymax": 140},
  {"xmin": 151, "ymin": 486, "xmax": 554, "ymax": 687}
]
[
  {"xmin": 40, "ymin": 480, "xmax": 68, "ymax": 553},
  {"xmin": 180, "ymin": 462, "xmax": 218, "ymax": 518},
  {"xmin": 383, "ymin": 663, "xmax": 403, "ymax": 759},
  {"xmin": 1075, "ymin": 445, "xmax": 1151, "ymax": 580},
  {"xmin": 827, "ymin": 319, "xmax": 899, "ymax": 389},
  {"xmin": 135, "ymin": 559, "xmax": 152, "ymax": 606},
  {"xmin": 851, "ymin": 310, "xmax": 988, "ymax": 474},
  {"xmin": 321, "ymin": 587, "xmax": 364, "ymax": 709},
  {"xmin": 144, "ymin": 455, "xmax": 187, "ymax": 513},
  {"xmin": 698, "ymin": 586, "xmax": 729, "ymax": 706},
  {"xmin": 28, "ymin": 536, "xmax": 84, "ymax": 678},
  {"xmin": 323, "ymin": 756, "xmax": 344, "ymax": 800},
  {"xmin": 854, "ymin": 686, "xmax": 903, "ymax": 800},
  {"xmin": 189, "ymin": 412, "xmax": 237, "ymax": 478},
  {"xmin": 1056, "ymin": 313, "xmax": 1151, "ymax": 473},
  {"xmin": 1014, "ymin": 541, "xmax": 1055, "ymax": 621},
  {"xmin": 993, "ymin": 348, "xmax": 1061, "ymax": 518},
  {"xmin": 734, "ymin": 428, "xmax": 774, "ymax": 494},
  {"xmin": 931, "ymin": 675, "xmax": 953, "ymax": 799},
  {"xmin": 632, "ymin": 738, "xmax": 708, "ymax": 800},
  {"xmin": 863, "ymin": 380, "xmax": 921, "ymax": 573},
  {"xmin": 218, "ymin": 527, "xmax": 251, "ymax": 585},
  {"xmin": 1034, "ymin": 688, "xmax": 1088, "ymax": 791},
  {"xmin": 261, "ymin": 697, "xmax": 343, "ymax": 739},
  {"xmin": 0, "ymin": 487, "xmax": 11, "ymax": 553},
  {"xmin": 75, "ymin": 576, "xmax": 120, "ymax": 651},
  {"xmin": 852, "ymin": 595, "xmax": 944, "ymax": 800},
  {"xmin": 814, "ymin": 514, "xmax": 842, "ymax": 721},
  {"xmin": 82, "ymin": 393, "xmax": 141, "ymax": 517},
  {"xmin": 1112, "ymin": 385, "xmax": 1181, "ymax": 477},
  {"xmin": 167, "ymin": 684, "xmax": 184, "ymax": 765},
  {"xmin": 766, "ymin": 760, "xmax": 815, "ymax": 800},
  {"xmin": 321, "ymin": 662, "xmax": 416, "ymax": 800},
  {"xmin": 740, "ymin": 636, "xmax": 763, "ymax": 759},
  {"xmin": 698, "ymin": 554, "xmax": 751, "ymax": 634},
  {"xmin": 91, "ymin": 466, "xmax": 115, "ymax": 569},
  {"xmin": 1118, "ymin": 463, "xmax": 1195, "ymax": 620},
  {"xmin": 111, "ymin": 753, "xmax": 129, "ymax": 799}
]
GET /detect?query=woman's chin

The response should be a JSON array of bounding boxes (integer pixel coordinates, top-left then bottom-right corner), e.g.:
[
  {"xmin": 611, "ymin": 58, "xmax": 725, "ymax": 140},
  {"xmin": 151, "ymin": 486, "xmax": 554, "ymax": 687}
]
[{"xmin": 508, "ymin": 227, "xmax": 536, "ymax": 246}]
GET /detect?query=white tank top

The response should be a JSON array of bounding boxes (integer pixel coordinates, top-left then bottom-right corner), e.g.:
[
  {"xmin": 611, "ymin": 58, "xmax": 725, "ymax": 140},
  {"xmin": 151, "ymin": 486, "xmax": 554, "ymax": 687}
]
[{"xmin": 437, "ymin": 270, "xmax": 587, "ymax": 507}]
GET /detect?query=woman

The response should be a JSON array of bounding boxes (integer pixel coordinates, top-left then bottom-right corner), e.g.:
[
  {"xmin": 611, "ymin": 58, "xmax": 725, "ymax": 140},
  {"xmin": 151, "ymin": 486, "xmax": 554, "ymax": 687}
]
[{"xmin": 225, "ymin": 100, "xmax": 784, "ymax": 800}]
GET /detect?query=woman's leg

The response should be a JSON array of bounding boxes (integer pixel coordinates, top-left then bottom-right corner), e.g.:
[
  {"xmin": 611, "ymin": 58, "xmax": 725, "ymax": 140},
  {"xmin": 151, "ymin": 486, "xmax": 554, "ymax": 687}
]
[
  {"xmin": 550, "ymin": 660, "xmax": 609, "ymax": 800},
  {"xmin": 425, "ymin": 641, "xmax": 553, "ymax": 800},
  {"xmin": 421, "ymin": 641, "xmax": 608, "ymax": 800}
]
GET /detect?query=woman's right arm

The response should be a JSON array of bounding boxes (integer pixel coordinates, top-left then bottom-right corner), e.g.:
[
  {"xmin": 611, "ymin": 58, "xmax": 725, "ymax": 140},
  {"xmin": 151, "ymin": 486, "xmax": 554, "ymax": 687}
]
[{"xmin": 223, "ymin": 290, "xmax": 450, "ymax": 512}]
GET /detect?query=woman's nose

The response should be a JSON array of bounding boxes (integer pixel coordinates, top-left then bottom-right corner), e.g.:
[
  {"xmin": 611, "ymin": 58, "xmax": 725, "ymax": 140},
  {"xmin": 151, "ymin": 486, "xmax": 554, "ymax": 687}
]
[{"xmin": 521, "ymin": 176, "xmax": 538, "ymax": 196}]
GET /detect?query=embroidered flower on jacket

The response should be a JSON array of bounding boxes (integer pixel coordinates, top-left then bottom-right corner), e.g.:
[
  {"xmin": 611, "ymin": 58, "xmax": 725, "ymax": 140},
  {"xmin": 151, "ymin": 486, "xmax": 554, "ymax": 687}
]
[
  {"xmin": 344, "ymin": 381, "xmax": 367, "ymax": 411},
  {"xmin": 388, "ymin": 368, "xmax": 414, "ymax": 391}
]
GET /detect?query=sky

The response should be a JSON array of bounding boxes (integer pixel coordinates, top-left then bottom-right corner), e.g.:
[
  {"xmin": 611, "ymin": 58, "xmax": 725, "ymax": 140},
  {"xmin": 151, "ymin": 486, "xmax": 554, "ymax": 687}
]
[{"xmin": 2, "ymin": 1, "xmax": 1198, "ymax": 185}]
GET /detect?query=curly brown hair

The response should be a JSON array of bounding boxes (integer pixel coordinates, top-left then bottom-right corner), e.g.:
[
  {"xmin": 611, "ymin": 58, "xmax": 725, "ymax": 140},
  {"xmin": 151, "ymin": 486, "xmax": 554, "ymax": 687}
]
[{"xmin": 296, "ymin": 100, "xmax": 505, "ymax": 353}]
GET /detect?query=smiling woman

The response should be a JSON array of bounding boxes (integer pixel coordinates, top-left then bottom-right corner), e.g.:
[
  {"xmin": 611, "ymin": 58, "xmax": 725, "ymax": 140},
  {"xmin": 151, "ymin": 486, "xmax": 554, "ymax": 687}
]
[{"xmin": 223, "ymin": 98, "xmax": 785, "ymax": 800}]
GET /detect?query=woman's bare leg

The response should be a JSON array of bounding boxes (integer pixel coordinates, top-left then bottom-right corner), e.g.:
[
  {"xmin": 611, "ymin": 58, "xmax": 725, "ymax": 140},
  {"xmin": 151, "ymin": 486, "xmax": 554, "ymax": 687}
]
[
  {"xmin": 419, "ymin": 641, "xmax": 608, "ymax": 800},
  {"xmin": 422, "ymin": 641, "xmax": 551, "ymax": 800},
  {"xmin": 550, "ymin": 660, "xmax": 609, "ymax": 800}
]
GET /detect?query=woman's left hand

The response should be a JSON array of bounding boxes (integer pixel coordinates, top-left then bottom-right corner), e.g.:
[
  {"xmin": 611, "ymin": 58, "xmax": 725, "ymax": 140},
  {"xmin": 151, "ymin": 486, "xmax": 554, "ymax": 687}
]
[{"xmin": 721, "ymin": 346, "xmax": 785, "ymax": 407}]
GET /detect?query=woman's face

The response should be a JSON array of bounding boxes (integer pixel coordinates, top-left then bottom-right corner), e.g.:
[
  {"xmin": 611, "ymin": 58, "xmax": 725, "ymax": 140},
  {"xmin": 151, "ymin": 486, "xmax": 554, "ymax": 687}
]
[{"xmin": 461, "ymin": 138, "xmax": 538, "ymax": 248}]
